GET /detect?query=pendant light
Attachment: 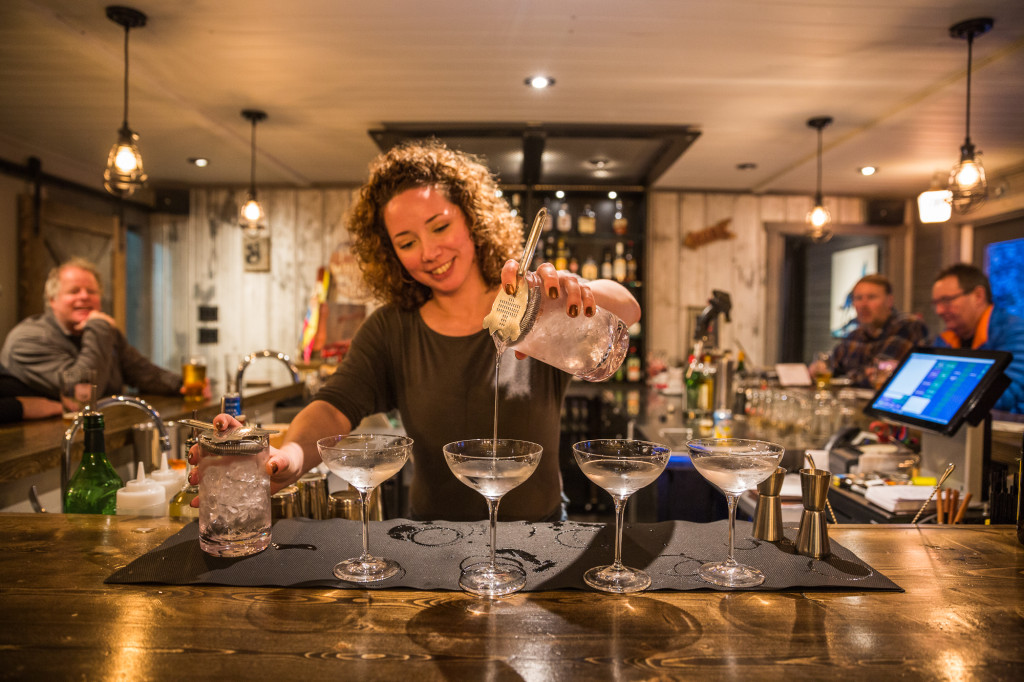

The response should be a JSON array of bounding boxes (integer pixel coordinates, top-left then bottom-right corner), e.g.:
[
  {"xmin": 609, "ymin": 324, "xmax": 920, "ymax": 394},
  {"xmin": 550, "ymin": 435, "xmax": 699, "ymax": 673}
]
[
  {"xmin": 947, "ymin": 18, "xmax": 993, "ymax": 214},
  {"xmin": 103, "ymin": 6, "xmax": 148, "ymax": 197},
  {"xmin": 239, "ymin": 109, "xmax": 268, "ymax": 235},
  {"xmin": 805, "ymin": 116, "xmax": 833, "ymax": 243}
]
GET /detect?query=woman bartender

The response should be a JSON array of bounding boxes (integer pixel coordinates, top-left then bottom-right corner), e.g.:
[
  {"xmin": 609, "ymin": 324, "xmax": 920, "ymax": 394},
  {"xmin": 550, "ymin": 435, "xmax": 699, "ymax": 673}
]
[{"xmin": 192, "ymin": 140, "xmax": 640, "ymax": 522}]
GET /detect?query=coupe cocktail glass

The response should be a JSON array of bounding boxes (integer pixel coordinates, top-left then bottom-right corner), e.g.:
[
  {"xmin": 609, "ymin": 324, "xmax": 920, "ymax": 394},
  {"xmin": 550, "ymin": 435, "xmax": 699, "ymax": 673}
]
[
  {"xmin": 573, "ymin": 439, "xmax": 670, "ymax": 593},
  {"xmin": 686, "ymin": 438, "xmax": 785, "ymax": 587},
  {"xmin": 317, "ymin": 434, "xmax": 412, "ymax": 582},
  {"xmin": 443, "ymin": 439, "xmax": 543, "ymax": 597}
]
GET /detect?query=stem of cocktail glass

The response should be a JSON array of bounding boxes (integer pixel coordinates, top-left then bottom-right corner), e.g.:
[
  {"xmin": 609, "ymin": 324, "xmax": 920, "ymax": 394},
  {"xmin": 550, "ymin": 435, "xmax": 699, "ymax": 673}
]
[
  {"xmin": 611, "ymin": 495, "xmax": 628, "ymax": 569},
  {"xmin": 358, "ymin": 488, "xmax": 372, "ymax": 561},
  {"xmin": 724, "ymin": 492, "xmax": 738, "ymax": 567},
  {"xmin": 486, "ymin": 496, "xmax": 500, "ymax": 570}
]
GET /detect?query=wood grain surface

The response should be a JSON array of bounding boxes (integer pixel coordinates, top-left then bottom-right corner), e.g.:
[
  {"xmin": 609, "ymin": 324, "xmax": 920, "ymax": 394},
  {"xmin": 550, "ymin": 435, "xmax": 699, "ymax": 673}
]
[{"xmin": 1, "ymin": 514, "xmax": 1021, "ymax": 680}]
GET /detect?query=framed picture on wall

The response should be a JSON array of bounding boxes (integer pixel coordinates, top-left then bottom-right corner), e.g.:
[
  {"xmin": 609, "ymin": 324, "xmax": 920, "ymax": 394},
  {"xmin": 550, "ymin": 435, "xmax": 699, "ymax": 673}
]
[
  {"xmin": 244, "ymin": 235, "xmax": 271, "ymax": 272},
  {"xmin": 829, "ymin": 244, "xmax": 878, "ymax": 337}
]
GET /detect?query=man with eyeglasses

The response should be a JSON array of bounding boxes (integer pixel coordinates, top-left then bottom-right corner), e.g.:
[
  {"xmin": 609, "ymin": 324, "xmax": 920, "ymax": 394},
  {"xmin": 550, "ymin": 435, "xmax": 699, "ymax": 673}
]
[{"xmin": 932, "ymin": 263, "xmax": 1024, "ymax": 414}]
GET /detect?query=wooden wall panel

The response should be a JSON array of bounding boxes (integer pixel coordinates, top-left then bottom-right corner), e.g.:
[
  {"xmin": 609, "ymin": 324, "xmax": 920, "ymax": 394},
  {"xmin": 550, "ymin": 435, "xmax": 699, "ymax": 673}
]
[
  {"xmin": 728, "ymin": 194, "xmax": 764, "ymax": 366},
  {"xmin": 150, "ymin": 187, "xmax": 364, "ymax": 394},
  {"xmin": 647, "ymin": 191, "xmax": 680, "ymax": 363}
]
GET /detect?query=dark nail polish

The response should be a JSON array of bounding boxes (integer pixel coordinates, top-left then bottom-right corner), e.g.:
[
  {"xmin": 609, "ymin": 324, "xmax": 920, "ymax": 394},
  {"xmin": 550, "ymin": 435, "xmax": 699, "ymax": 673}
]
[
  {"xmin": 585, "ymin": 306, "xmax": 595, "ymax": 317},
  {"xmin": 548, "ymin": 287, "xmax": 559, "ymax": 299},
  {"xmin": 568, "ymin": 305, "xmax": 579, "ymax": 318},
  {"xmin": 505, "ymin": 283, "xmax": 515, "ymax": 296}
]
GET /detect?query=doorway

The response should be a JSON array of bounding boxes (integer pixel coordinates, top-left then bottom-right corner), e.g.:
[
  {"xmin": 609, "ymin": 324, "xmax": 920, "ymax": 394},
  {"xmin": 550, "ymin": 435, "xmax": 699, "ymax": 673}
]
[
  {"xmin": 779, "ymin": 234, "xmax": 887, "ymax": 363},
  {"xmin": 764, "ymin": 221, "xmax": 911, "ymax": 366}
]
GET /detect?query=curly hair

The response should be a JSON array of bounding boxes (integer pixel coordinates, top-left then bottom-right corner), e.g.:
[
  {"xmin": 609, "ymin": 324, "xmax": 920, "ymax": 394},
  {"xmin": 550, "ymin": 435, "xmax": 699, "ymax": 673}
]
[{"xmin": 346, "ymin": 139, "xmax": 524, "ymax": 310}]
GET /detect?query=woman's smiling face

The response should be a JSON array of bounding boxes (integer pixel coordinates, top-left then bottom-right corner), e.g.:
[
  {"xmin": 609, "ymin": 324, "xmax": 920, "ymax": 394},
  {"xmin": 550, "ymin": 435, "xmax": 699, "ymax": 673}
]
[{"xmin": 383, "ymin": 185, "xmax": 479, "ymax": 295}]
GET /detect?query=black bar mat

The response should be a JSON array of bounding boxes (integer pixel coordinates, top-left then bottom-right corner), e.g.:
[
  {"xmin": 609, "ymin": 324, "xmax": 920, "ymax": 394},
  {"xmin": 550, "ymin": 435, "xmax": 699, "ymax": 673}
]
[{"xmin": 106, "ymin": 519, "xmax": 901, "ymax": 592}]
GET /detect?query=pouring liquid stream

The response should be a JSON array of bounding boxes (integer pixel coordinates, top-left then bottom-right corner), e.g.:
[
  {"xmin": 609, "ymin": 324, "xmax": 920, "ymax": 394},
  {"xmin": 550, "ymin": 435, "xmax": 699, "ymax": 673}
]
[{"xmin": 492, "ymin": 341, "xmax": 507, "ymax": 470}]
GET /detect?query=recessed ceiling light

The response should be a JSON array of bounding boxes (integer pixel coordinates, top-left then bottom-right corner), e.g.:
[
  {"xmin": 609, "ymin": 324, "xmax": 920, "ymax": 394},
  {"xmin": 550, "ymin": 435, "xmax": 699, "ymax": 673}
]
[
  {"xmin": 555, "ymin": 190, "xmax": 565, "ymax": 199},
  {"xmin": 859, "ymin": 166, "xmax": 877, "ymax": 176},
  {"xmin": 188, "ymin": 157, "xmax": 209, "ymax": 167},
  {"xmin": 608, "ymin": 191, "xmax": 618, "ymax": 199},
  {"xmin": 525, "ymin": 75, "xmax": 555, "ymax": 89}
]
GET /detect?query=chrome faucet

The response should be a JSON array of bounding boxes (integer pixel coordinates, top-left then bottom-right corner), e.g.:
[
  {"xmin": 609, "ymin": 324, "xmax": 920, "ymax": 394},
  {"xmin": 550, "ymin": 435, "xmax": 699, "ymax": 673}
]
[
  {"xmin": 234, "ymin": 349, "xmax": 301, "ymax": 397},
  {"xmin": 61, "ymin": 394, "xmax": 171, "ymax": 512}
]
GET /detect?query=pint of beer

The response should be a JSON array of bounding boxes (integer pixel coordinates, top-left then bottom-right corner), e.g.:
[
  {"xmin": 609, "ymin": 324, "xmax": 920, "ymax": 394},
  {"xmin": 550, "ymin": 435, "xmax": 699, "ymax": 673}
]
[{"xmin": 182, "ymin": 355, "xmax": 206, "ymax": 404}]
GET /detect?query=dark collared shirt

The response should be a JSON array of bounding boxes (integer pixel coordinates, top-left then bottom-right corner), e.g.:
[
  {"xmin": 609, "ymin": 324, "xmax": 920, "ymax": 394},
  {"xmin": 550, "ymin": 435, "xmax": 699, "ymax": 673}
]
[{"xmin": 830, "ymin": 312, "xmax": 929, "ymax": 388}]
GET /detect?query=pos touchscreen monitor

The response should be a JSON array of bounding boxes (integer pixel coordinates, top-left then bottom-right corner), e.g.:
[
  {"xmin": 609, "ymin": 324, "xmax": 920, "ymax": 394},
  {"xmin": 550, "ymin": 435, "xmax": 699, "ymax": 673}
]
[{"xmin": 864, "ymin": 347, "xmax": 1011, "ymax": 436}]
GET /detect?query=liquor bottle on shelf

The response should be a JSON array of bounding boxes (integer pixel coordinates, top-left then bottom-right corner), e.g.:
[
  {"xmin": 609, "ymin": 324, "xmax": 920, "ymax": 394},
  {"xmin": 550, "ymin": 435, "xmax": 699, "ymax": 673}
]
[
  {"xmin": 542, "ymin": 234, "xmax": 556, "ymax": 266},
  {"xmin": 554, "ymin": 237, "xmax": 569, "ymax": 271},
  {"xmin": 64, "ymin": 411, "xmax": 123, "ymax": 514},
  {"xmin": 577, "ymin": 204, "xmax": 596, "ymax": 234},
  {"xmin": 600, "ymin": 249, "xmax": 614, "ymax": 280},
  {"xmin": 581, "ymin": 255, "xmax": 599, "ymax": 281},
  {"xmin": 626, "ymin": 346, "xmax": 642, "ymax": 382},
  {"xmin": 568, "ymin": 254, "xmax": 580, "ymax": 275},
  {"xmin": 556, "ymin": 202, "xmax": 573, "ymax": 233},
  {"xmin": 736, "ymin": 350, "xmax": 747, "ymax": 377},
  {"xmin": 625, "ymin": 241, "xmax": 638, "ymax": 284},
  {"xmin": 698, "ymin": 354, "xmax": 717, "ymax": 412},
  {"xmin": 613, "ymin": 199, "xmax": 629, "ymax": 236},
  {"xmin": 612, "ymin": 241, "xmax": 627, "ymax": 283},
  {"xmin": 543, "ymin": 200, "xmax": 555, "ymax": 232}
]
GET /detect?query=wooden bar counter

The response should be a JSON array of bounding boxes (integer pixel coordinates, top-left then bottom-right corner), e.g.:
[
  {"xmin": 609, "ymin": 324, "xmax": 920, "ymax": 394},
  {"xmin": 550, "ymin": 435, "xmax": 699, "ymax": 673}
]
[
  {"xmin": 0, "ymin": 383, "xmax": 305, "ymax": 486},
  {"xmin": 1, "ymin": 513, "xmax": 1021, "ymax": 679}
]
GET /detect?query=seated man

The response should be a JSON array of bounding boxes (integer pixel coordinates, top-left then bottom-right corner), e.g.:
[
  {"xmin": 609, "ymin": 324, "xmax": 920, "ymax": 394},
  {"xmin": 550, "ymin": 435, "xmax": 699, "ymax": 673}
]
[
  {"xmin": 812, "ymin": 274, "xmax": 928, "ymax": 389},
  {"xmin": 0, "ymin": 257, "xmax": 183, "ymax": 399},
  {"xmin": 932, "ymin": 263, "xmax": 1024, "ymax": 414}
]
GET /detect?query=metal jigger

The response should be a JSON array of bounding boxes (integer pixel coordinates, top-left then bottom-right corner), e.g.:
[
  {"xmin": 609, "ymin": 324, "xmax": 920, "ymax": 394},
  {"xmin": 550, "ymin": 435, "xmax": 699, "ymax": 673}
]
[
  {"xmin": 753, "ymin": 466, "xmax": 786, "ymax": 541},
  {"xmin": 795, "ymin": 468, "xmax": 832, "ymax": 559}
]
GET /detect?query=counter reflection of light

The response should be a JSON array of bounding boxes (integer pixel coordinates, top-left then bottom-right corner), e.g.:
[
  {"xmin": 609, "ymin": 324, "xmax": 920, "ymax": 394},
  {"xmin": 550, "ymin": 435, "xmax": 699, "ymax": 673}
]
[
  {"xmin": 108, "ymin": 594, "xmax": 163, "ymax": 679},
  {"xmin": 939, "ymin": 648, "xmax": 968, "ymax": 678}
]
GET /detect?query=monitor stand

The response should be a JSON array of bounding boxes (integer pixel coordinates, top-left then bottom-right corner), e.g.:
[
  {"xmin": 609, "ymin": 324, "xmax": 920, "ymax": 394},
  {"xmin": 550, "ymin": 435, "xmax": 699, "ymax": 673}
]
[{"xmin": 917, "ymin": 416, "xmax": 992, "ymax": 500}]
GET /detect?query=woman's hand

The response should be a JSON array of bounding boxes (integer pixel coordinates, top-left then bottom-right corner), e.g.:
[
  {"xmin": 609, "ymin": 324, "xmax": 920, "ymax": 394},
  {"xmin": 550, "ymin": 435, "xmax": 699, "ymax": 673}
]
[
  {"xmin": 500, "ymin": 259, "xmax": 598, "ymax": 359},
  {"xmin": 186, "ymin": 413, "xmax": 306, "ymax": 507},
  {"xmin": 500, "ymin": 259, "xmax": 596, "ymax": 319}
]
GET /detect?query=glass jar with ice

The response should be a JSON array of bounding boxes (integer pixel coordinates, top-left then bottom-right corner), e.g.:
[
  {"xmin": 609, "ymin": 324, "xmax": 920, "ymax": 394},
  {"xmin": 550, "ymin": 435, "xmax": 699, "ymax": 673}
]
[{"xmin": 197, "ymin": 426, "xmax": 272, "ymax": 557}]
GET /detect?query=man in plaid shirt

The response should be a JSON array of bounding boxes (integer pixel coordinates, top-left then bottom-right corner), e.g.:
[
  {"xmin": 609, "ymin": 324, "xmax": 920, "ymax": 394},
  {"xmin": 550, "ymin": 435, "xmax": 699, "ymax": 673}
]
[{"xmin": 813, "ymin": 274, "xmax": 928, "ymax": 389}]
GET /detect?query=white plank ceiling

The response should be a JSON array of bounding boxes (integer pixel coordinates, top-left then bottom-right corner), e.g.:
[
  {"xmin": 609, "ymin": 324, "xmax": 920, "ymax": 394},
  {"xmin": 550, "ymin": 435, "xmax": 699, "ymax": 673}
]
[{"xmin": 1, "ymin": 0, "xmax": 1022, "ymax": 198}]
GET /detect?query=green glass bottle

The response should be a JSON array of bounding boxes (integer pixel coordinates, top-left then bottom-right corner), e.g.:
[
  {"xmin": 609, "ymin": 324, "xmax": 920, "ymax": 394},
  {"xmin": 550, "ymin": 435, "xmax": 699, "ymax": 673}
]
[{"xmin": 65, "ymin": 412, "xmax": 123, "ymax": 514}]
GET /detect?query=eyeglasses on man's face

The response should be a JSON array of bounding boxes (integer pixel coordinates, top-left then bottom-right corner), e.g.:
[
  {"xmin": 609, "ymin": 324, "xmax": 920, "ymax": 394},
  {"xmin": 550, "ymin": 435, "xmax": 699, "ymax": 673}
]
[{"xmin": 931, "ymin": 291, "xmax": 967, "ymax": 309}]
